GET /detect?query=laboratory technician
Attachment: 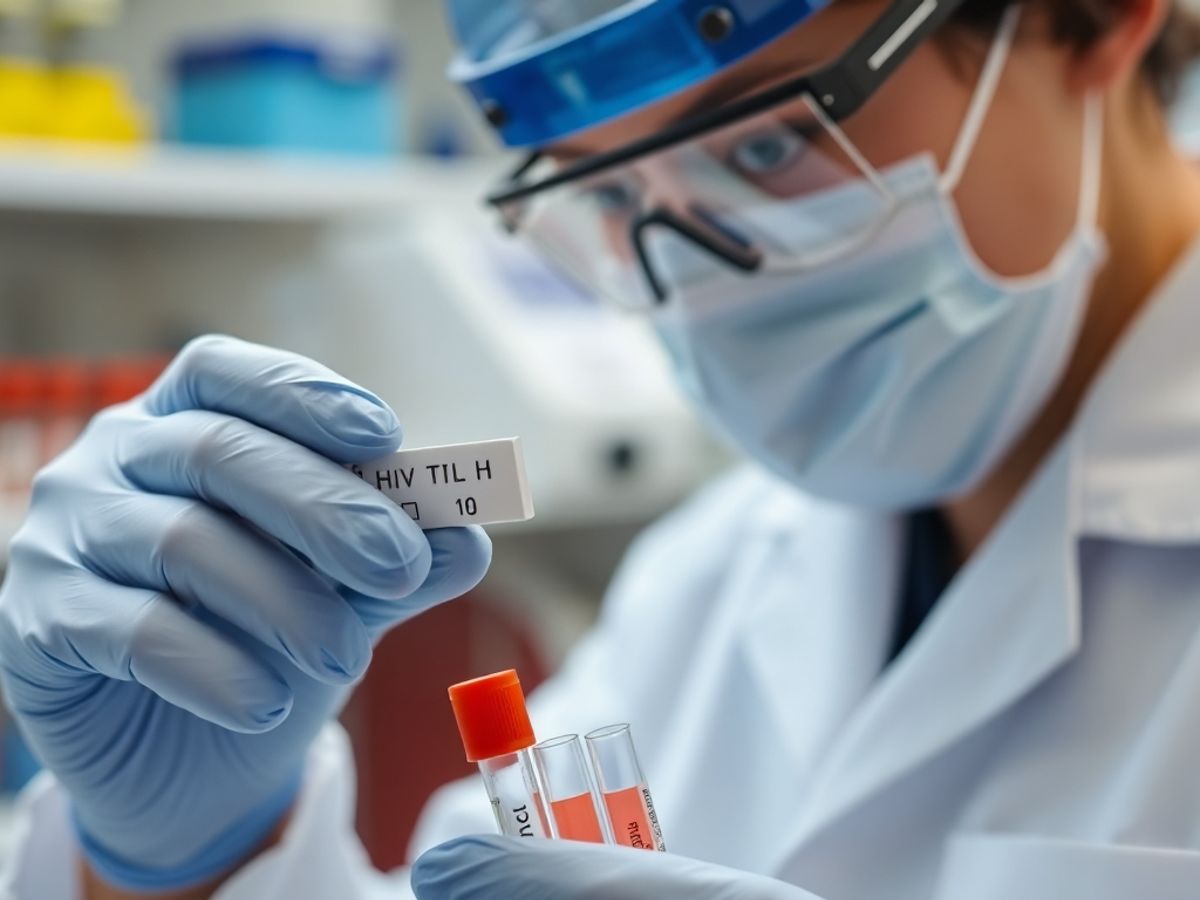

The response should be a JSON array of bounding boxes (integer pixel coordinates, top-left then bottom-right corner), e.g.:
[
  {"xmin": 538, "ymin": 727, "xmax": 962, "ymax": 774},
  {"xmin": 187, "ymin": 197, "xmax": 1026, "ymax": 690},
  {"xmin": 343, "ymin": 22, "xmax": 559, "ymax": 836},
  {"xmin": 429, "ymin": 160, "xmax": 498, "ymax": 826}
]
[{"xmin": 4, "ymin": 0, "xmax": 1200, "ymax": 897}]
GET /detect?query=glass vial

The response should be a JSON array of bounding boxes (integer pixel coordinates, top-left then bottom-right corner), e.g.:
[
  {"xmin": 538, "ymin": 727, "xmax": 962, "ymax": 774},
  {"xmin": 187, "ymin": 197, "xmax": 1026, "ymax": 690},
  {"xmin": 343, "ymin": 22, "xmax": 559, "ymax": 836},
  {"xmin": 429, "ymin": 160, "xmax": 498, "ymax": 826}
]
[
  {"xmin": 448, "ymin": 670, "xmax": 548, "ymax": 838},
  {"xmin": 586, "ymin": 723, "xmax": 666, "ymax": 851},
  {"xmin": 531, "ymin": 734, "xmax": 609, "ymax": 844}
]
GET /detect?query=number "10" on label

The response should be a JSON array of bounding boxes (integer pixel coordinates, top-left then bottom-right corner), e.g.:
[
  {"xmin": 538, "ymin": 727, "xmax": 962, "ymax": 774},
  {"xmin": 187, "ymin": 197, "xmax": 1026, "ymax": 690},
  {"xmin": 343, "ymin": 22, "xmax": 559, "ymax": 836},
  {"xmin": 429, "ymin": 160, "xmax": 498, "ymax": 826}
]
[{"xmin": 456, "ymin": 497, "xmax": 479, "ymax": 517}]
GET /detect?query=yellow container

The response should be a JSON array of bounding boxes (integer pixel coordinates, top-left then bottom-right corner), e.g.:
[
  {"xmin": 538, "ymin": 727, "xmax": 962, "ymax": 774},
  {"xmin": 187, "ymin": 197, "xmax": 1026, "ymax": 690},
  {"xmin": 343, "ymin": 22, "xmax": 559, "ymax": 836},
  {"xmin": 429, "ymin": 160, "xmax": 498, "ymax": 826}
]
[
  {"xmin": 0, "ymin": 58, "xmax": 53, "ymax": 137},
  {"xmin": 49, "ymin": 66, "xmax": 150, "ymax": 144}
]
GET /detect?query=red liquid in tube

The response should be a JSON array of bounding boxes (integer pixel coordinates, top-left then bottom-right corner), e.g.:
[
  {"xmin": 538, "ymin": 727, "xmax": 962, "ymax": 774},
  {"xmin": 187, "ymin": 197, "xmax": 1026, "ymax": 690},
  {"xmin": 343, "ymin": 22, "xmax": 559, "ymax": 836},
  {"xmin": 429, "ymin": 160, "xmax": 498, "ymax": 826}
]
[
  {"xmin": 550, "ymin": 792, "xmax": 606, "ymax": 843},
  {"xmin": 603, "ymin": 785, "xmax": 665, "ymax": 851}
]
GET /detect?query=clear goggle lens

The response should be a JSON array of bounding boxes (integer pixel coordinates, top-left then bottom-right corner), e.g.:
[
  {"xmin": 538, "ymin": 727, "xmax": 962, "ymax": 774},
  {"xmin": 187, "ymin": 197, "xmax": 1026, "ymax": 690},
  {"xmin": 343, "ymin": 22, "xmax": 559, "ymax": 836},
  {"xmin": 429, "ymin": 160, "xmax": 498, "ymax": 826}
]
[{"xmin": 496, "ymin": 91, "xmax": 898, "ymax": 311}]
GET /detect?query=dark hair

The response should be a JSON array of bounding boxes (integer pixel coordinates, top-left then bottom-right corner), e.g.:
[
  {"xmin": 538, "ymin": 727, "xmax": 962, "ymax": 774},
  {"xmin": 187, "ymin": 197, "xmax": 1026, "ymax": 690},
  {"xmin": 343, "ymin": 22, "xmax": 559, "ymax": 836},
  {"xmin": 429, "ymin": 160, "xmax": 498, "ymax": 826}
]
[{"xmin": 950, "ymin": 0, "xmax": 1200, "ymax": 105}]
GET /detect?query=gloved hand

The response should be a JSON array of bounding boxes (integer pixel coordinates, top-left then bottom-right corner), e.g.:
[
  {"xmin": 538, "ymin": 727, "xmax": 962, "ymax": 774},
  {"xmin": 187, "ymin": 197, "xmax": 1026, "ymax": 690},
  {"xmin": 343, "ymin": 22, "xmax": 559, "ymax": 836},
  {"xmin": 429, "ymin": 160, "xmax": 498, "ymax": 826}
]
[
  {"xmin": 411, "ymin": 836, "xmax": 824, "ymax": 900},
  {"xmin": 0, "ymin": 335, "xmax": 492, "ymax": 892}
]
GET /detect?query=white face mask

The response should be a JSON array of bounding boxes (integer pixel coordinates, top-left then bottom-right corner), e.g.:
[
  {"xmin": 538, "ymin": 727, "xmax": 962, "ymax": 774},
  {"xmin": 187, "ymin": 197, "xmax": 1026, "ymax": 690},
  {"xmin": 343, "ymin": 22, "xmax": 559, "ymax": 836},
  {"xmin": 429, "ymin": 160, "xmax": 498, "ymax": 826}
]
[{"xmin": 649, "ymin": 11, "xmax": 1108, "ymax": 510}]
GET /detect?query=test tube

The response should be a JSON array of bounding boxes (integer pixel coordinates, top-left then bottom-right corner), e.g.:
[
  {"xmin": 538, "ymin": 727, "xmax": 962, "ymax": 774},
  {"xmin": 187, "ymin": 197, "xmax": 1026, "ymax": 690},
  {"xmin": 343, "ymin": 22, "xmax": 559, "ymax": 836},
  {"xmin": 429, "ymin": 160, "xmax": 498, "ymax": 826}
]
[
  {"xmin": 531, "ymin": 734, "xmax": 610, "ymax": 844},
  {"xmin": 586, "ymin": 724, "xmax": 666, "ymax": 851},
  {"xmin": 448, "ymin": 670, "xmax": 549, "ymax": 839}
]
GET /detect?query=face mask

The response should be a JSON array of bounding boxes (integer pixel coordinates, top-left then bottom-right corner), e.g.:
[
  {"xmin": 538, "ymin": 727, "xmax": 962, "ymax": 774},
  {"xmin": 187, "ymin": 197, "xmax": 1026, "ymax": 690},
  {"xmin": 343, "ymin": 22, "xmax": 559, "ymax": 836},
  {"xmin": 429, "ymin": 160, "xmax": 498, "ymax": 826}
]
[{"xmin": 648, "ymin": 14, "xmax": 1107, "ymax": 510}]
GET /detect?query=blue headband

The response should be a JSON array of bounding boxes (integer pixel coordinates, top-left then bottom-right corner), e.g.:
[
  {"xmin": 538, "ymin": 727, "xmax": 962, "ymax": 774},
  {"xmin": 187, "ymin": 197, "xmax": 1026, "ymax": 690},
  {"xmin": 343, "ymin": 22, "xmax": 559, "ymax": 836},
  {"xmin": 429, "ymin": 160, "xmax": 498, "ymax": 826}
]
[{"xmin": 447, "ymin": 0, "xmax": 830, "ymax": 148}]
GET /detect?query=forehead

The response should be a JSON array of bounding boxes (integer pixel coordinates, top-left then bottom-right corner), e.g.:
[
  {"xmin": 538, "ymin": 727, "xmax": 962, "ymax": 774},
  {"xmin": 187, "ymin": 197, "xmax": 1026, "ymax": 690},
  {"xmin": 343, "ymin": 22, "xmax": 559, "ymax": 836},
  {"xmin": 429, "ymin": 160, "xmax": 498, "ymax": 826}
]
[{"xmin": 549, "ymin": 0, "xmax": 889, "ymax": 158}]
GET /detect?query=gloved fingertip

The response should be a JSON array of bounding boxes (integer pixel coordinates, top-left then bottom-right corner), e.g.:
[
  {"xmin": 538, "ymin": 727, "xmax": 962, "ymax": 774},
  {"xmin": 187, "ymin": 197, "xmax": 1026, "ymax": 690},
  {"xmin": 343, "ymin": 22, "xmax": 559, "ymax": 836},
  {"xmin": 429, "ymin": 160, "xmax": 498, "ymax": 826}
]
[
  {"xmin": 406, "ymin": 527, "xmax": 492, "ymax": 606},
  {"xmin": 362, "ymin": 398, "xmax": 401, "ymax": 437},
  {"xmin": 360, "ymin": 532, "xmax": 434, "ymax": 601},
  {"xmin": 298, "ymin": 383, "xmax": 403, "ymax": 458},
  {"xmin": 341, "ymin": 398, "xmax": 401, "ymax": 445},
  {"xmin": 247, "ymin": 700, "xmax": 292, "ymax": 732},
  {"xmin": 318, "ymin": 645, "xmax": 371, "ymax": 684},
  {"xmin": 222, "ymin": 677, "xmax": 294, "ymax": 734},
  {"xmin": 434, "ymin": 525, "xmax": 493, "ymax": 565}
]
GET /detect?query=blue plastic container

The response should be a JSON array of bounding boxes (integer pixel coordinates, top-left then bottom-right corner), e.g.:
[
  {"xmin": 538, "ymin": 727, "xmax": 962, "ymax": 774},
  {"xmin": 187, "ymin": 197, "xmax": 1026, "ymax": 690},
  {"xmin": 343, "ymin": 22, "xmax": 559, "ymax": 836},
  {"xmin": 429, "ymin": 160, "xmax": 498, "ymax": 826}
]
[{"xmin": 173, "ymin": 32, "xmax": 404, "ymax": 157}]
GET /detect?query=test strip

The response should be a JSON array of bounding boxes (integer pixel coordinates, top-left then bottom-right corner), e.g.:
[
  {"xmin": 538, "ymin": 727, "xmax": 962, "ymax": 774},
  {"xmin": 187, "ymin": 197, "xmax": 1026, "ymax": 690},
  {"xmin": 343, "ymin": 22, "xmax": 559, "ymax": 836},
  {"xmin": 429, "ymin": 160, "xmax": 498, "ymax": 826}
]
[{"xmin": 350, "ymin": 437, "xmax": 535, "ymax": 530}]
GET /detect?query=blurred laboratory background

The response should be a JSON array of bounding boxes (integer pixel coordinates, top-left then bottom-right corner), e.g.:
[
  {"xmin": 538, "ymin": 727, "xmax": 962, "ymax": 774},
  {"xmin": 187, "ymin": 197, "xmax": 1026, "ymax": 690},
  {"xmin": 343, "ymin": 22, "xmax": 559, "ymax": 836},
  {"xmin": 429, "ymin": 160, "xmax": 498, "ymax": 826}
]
[{"xmin": 0, "ymin": 0, "xmax": 731, "ymax": 870}]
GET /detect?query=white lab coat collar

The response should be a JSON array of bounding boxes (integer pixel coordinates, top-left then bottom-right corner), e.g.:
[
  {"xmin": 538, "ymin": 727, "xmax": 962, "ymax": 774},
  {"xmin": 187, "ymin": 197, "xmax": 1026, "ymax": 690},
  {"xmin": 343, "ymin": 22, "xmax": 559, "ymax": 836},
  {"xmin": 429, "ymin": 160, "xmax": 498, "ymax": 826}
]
[
  {"xmin": 738, "ymin": 495, "xmax": 903, "ymax": 775},
  {"xmin": 747, "ymin": 235, "xmax": 1200, "ymax": 860},
  {"xmin": 1075, "ymin": 236, "xmax": 1200, "ymax": 543},
  {"xmin": 778, "ymin": 440, "xmax": 1082, "ymax": 852}
]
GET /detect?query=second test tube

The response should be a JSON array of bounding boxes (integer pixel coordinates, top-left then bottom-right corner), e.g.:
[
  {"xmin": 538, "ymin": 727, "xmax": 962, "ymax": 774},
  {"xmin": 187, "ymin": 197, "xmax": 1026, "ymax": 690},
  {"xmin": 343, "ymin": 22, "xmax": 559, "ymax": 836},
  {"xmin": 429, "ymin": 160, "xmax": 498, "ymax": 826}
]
[{"xmin": 531, "ymin": 734, "xmax": 610, "ymax": 843}]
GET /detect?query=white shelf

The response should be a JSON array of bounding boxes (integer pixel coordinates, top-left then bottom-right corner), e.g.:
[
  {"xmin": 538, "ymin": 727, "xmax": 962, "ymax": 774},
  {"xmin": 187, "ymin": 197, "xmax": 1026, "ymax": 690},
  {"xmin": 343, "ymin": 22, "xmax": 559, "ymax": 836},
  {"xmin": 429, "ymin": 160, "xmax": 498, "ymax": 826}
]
[{"xmin": 0, "ymin": 141, "xmax": 496, "ymax": 221}]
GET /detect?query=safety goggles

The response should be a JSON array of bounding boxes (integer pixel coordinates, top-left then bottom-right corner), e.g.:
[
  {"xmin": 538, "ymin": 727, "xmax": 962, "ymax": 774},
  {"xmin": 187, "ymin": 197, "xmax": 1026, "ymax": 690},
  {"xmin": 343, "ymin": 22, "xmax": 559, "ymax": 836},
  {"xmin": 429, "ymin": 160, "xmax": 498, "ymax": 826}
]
[{"xmin": 485, "ymin": 0, "xmax": 975, "ymax": 309}]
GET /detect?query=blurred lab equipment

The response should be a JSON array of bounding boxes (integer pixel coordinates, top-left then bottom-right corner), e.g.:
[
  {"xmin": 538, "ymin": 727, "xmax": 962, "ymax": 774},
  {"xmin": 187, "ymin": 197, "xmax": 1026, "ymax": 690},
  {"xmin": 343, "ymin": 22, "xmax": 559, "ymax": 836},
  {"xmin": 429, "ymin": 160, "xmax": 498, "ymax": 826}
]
[
  {"xmin": 45, "ymin": 0, "xmax": 119, "ymax": 29},
  {"xmin": 40, "ymin": 356, "xmax": 88, "ymax": 461},
  {"xmin": 0, "ymin": 0, "xmax": 40, "ymax": 63},
  {"xmin": 0, "ymin": 359, "xmax": 41, "ymax": 506},
  {"xmin": 172, "ymin": 30, "xmax": 403, "ymax": 156},
  {"xmin": 0, "ymin": 59, "xmax": 146, "ymax": 142},
  {"xmin": 0, "ymin": 354, "xmax": 166, "ymax": 514},
  {"xmin": 0, "ymin": 0, "xmax": 33, "ymax": 19},
  {"xmin": 48, "ymin": 64, "xmax": 148, "ymax": 142},
  {"xmin": 0, "ymin": 0, "xmax": 150, "ymax": 143},
  {"xmin": 0, "ymin": 59, "xmax": 51, "ymax": 135}
]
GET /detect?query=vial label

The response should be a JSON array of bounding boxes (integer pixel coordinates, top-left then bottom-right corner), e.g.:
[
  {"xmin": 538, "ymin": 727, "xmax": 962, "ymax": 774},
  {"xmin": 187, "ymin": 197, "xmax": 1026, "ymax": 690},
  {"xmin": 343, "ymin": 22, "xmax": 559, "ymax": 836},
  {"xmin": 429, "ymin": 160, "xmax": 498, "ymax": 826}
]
[
  {"xmin": 493, "ymin": 799, "xmax": 543, "ymax": 838},
  {"xmin": 603, "ymin": 786, "xmax": 666, "ymax": 852}
]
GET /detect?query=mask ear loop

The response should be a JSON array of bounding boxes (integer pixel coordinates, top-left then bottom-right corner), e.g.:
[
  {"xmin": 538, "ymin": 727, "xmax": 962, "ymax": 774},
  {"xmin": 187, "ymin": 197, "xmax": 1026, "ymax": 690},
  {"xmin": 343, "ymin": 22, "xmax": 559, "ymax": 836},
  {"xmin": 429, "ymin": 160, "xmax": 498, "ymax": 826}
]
[
  {"xmin": 939, "ymin": 4, "xmax": 1023, "ymax": 194},
  {"xmin": 1076, "ymin": 94, "xmax": 1104, "ymax": 230},
  {"xmin": 766, "ymin": 2, "xmax": 1022, "ymax": 273},
  {"xmin": 940, "ymin": 1, "xmax": 1104, "ymax": 231}
]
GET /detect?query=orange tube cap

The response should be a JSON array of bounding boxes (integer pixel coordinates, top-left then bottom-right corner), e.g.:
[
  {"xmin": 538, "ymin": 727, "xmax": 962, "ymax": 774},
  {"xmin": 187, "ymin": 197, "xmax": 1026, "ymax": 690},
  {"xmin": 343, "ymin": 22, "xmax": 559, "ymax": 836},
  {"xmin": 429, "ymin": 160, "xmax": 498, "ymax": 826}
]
[{"xmin": 448, "ymin": 669, "xmax": 535, "ymax": 763}]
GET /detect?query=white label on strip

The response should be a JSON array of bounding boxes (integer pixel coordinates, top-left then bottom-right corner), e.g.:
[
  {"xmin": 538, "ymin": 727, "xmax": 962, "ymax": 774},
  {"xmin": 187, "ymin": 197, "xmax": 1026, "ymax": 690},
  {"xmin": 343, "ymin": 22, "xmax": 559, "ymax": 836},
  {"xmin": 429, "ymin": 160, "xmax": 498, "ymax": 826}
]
[{"xmin": 350, "ymin": 437, "xmax": 535, "ymax": 529}]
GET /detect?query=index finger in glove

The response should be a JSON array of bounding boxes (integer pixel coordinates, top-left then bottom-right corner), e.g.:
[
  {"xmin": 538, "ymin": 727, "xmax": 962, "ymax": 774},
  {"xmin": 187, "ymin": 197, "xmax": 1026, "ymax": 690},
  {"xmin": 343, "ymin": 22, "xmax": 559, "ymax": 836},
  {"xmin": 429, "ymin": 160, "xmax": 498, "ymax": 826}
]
[
  {"xmin": 0, "ymin": 564, "xmax": 292, "ymax": 734},
  {"xmin": 339, "ymin": 526, "xmax": 492, "ymax": 636},
  {"xmin": 118, "ymin": 409, "xmax": 432, "ymax": 600},
  {"xmin": 143, "ymin": 335, "xmax": 400, "ymax": 465}
]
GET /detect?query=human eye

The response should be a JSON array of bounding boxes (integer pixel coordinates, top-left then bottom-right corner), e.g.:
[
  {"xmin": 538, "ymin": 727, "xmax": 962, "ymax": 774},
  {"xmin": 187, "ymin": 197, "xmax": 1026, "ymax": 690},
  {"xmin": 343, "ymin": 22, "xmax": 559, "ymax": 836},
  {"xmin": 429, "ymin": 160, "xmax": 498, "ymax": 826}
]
[
  {"xmin": 582, "ymin": 178, "xmax": 642, "ymax": 215},
  {"xmin": 728, "ymin": 124, "xmax": 816, "ymax": 177}
]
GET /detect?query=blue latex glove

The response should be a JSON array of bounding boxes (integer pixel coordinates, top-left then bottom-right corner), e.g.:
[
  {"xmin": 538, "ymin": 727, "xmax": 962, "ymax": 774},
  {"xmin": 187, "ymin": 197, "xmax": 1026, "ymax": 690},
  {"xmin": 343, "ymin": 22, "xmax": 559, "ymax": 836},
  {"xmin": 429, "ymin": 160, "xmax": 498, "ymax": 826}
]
[
  {"xmin": 0, "ymin": 336, "xmax": 492, "ymax": 892},
  {"xmin": 412, "ymin": 836, "xmax": 823, "ymax": 900}
]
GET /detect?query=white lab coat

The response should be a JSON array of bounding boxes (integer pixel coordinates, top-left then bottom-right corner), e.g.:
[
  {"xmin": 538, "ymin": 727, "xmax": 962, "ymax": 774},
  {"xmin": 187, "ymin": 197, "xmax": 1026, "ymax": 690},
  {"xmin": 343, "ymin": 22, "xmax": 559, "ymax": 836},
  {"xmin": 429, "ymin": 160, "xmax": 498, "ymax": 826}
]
[{"xmin": 8, "ymin": 241, "xmax": 1200, "ymax": 899}]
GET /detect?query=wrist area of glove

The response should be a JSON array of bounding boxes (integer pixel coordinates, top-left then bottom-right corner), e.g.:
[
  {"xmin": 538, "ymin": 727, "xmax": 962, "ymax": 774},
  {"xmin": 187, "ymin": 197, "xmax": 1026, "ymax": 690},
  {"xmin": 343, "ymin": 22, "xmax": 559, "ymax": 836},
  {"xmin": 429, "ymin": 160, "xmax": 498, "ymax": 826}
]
[{"xmin": 71, "ymin": 769, "xmax": 302, "ymax": 894}]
